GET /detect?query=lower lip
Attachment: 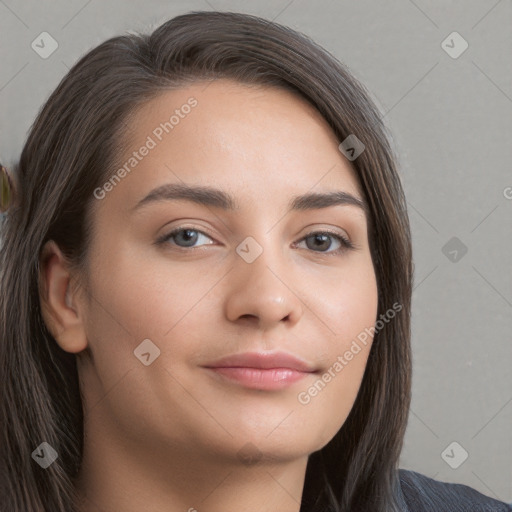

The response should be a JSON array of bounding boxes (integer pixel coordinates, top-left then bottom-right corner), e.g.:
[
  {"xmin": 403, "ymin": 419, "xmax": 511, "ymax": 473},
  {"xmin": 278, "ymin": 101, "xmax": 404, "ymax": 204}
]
[{"xmin": 204, "ymin": 367, "xmax": 312, "ymax": 390}]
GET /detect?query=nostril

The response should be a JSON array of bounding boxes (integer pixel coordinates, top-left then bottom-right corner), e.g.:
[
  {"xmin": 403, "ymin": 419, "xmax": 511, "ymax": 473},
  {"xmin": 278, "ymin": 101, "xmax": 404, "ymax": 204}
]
[{"xmin": 240, "ymin": 314, "xmax": 257, "ymax": 320}]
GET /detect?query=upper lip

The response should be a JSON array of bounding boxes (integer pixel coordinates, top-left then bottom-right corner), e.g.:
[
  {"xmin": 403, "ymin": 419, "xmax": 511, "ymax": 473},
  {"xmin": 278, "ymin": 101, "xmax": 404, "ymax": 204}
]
[{"xmin": 202, "ymin": 351, "xmax": 318, "ymax": 373}]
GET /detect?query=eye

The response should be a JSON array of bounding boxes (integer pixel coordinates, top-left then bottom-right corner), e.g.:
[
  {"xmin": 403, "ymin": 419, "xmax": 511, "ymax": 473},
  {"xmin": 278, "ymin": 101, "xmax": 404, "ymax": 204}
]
[
  {"xmin": 156, "ymin": 227, "xmax": 214, "ymax": 249},
  {"xmin": 294, "ymin": 230, "xmax": 356, "ymax": 256}
]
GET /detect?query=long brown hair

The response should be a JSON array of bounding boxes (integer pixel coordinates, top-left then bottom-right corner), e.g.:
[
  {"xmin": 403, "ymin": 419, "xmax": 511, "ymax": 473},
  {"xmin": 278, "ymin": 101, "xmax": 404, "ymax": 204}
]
[{"xmin": 0, "ymin": 11, "xmax": 413, "ymax": 511}]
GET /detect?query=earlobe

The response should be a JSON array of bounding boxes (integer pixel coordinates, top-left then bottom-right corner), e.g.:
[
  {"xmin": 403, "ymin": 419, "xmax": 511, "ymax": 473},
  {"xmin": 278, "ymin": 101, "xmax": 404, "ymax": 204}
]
[{"xmin": 39, "ymin": 240, "xmax": 88, "ymax": 354}]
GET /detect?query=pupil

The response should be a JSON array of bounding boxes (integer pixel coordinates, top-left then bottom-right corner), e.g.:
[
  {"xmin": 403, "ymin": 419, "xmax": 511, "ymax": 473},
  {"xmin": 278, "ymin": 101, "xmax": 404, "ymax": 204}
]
[
  {"xmin": 179, "ymin": 229, "xmax": 197, "ymax": 246},
  {"xmin": 311, "ymin": 234, "xmax": 330, "ymax": 251}
]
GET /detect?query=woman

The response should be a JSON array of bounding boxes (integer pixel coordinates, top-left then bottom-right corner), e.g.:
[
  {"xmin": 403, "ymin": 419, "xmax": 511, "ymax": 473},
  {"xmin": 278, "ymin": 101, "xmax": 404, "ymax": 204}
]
[{"xmin": 0, "ymin": 10, "xmax": 510, "ymax": 512}]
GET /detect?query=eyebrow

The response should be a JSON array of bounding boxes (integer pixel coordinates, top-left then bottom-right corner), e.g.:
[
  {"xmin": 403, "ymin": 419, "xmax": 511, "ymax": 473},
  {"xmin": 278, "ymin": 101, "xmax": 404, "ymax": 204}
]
[{"xmin": 131, "ymin": 183, "xmax": 368, "ymax": 216}]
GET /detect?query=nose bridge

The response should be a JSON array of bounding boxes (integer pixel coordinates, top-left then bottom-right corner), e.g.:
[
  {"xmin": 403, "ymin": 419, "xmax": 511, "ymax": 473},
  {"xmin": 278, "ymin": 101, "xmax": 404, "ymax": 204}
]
[{"xmin": 225, "ymin": 235, "xmax": 303, "ymax": 329}]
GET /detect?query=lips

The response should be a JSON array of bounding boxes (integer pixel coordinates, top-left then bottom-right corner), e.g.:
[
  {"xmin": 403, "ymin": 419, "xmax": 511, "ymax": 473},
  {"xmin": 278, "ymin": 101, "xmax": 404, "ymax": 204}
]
[
  {"xmin": 201, "ymin": 351, "xmax": 319, "ymax": 390},
  {"xmin": 202, "ymin": 351, "xmax": 318, "ymax": 373}
]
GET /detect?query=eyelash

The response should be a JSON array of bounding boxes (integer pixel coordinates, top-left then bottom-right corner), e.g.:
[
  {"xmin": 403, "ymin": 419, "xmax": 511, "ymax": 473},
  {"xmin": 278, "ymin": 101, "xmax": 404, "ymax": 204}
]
[{"xmin": 155, "ymin": 226, "xmax": 357, "ymax": 256}]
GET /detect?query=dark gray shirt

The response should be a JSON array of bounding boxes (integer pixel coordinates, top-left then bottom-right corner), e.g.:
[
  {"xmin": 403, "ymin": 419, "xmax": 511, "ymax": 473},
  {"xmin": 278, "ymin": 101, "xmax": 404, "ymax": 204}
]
[{"xmin": 398, "ymin": 469, "xmax": 512, "ymax": 511}]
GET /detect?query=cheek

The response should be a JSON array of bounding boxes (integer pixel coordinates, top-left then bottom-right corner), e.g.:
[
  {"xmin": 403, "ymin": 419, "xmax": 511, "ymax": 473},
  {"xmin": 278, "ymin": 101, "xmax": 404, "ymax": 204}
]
[
  {"xmin": 78, "ymin": 247, "xmax": 219, "ymax": 437},
  {"xmin": 81, "ymin": 241, "xmax": 229, "ymax": 410},
  {"xmin": 304, "ymin": 255, "xmax": 379, "ymax": 347},
  {"xmin": 291, "ymin": 260, "xmax": 378, "ymax": 445},
  {"xmin": 294, "ymin": 347, "xmax": 371, "ymax": 451},
  {"xmin": 88, "ymin": 238, "xmax": 216, "ymax": 341}
]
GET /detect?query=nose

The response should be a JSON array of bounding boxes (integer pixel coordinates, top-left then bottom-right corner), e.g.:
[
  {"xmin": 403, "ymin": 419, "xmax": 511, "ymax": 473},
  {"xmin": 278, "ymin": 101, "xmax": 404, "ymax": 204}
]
[{"xmin": 224, "ymin": 248, "xmax": 304, "ymax": 331}]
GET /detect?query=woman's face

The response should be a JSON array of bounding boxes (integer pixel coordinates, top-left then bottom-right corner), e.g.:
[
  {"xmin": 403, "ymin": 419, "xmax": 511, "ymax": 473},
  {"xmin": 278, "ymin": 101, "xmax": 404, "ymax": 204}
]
[{"xmin": 71, "ymin": 79, "xmax": 378, "ymax": 465}]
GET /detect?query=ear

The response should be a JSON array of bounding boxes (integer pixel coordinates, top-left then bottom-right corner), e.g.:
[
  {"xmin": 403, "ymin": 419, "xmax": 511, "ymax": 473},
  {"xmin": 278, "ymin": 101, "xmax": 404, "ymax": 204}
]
[{"xmin": 39, "ymin": 240, "xmax": 88, "ymax": 354}]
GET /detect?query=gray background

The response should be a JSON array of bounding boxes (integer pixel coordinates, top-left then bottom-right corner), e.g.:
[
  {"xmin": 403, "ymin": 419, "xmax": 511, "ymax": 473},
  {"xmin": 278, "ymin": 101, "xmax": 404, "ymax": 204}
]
[{"xmin": 1, "ymin": 0, "xmax": 511, "ymax": 504}]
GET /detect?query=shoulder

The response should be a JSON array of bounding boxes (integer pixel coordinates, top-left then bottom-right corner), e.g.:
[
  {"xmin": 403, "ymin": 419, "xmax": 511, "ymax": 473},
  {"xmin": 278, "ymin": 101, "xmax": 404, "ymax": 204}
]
[{"xmin": 398, "ymin": 468, "xmax": 512, "ymax": 512}]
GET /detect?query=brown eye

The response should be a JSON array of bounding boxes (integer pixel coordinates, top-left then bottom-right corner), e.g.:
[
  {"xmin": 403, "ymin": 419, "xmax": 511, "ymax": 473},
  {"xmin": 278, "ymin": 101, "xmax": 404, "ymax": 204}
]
[{"xmin": 295, "ymin": 230, "xmax": 355, "ymax": 256}]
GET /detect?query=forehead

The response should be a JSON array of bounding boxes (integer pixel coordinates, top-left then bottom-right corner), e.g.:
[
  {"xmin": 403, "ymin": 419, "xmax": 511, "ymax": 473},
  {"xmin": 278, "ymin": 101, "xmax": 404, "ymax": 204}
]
[{"xmin": 103, "ymin": 78, "xmax": 364, "ymax": 215}]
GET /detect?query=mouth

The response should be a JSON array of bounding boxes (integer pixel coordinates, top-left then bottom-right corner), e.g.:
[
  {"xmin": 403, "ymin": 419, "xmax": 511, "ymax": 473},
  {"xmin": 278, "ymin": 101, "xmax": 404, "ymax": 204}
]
[
  {"xmin": 203, "ymin": 366, "xmax": 315, "ymax": 390},
  {"xmin": 201, "ymin": 351, "xmax": 319, "ymax": 391}
]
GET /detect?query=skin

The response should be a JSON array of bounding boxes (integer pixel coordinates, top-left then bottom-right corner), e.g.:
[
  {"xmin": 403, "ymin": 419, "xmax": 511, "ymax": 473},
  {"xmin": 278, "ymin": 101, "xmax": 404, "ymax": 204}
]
[{"xmin": 40, "ymin": 79, "xmax": 379, "ymax": 512}]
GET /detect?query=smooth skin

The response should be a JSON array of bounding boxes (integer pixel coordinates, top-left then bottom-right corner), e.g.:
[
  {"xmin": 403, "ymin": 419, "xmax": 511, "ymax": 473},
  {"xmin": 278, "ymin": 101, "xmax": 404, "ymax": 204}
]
[{"xmin": 40, "ymin": 79, "xmax": 379, "ymax": 512}]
